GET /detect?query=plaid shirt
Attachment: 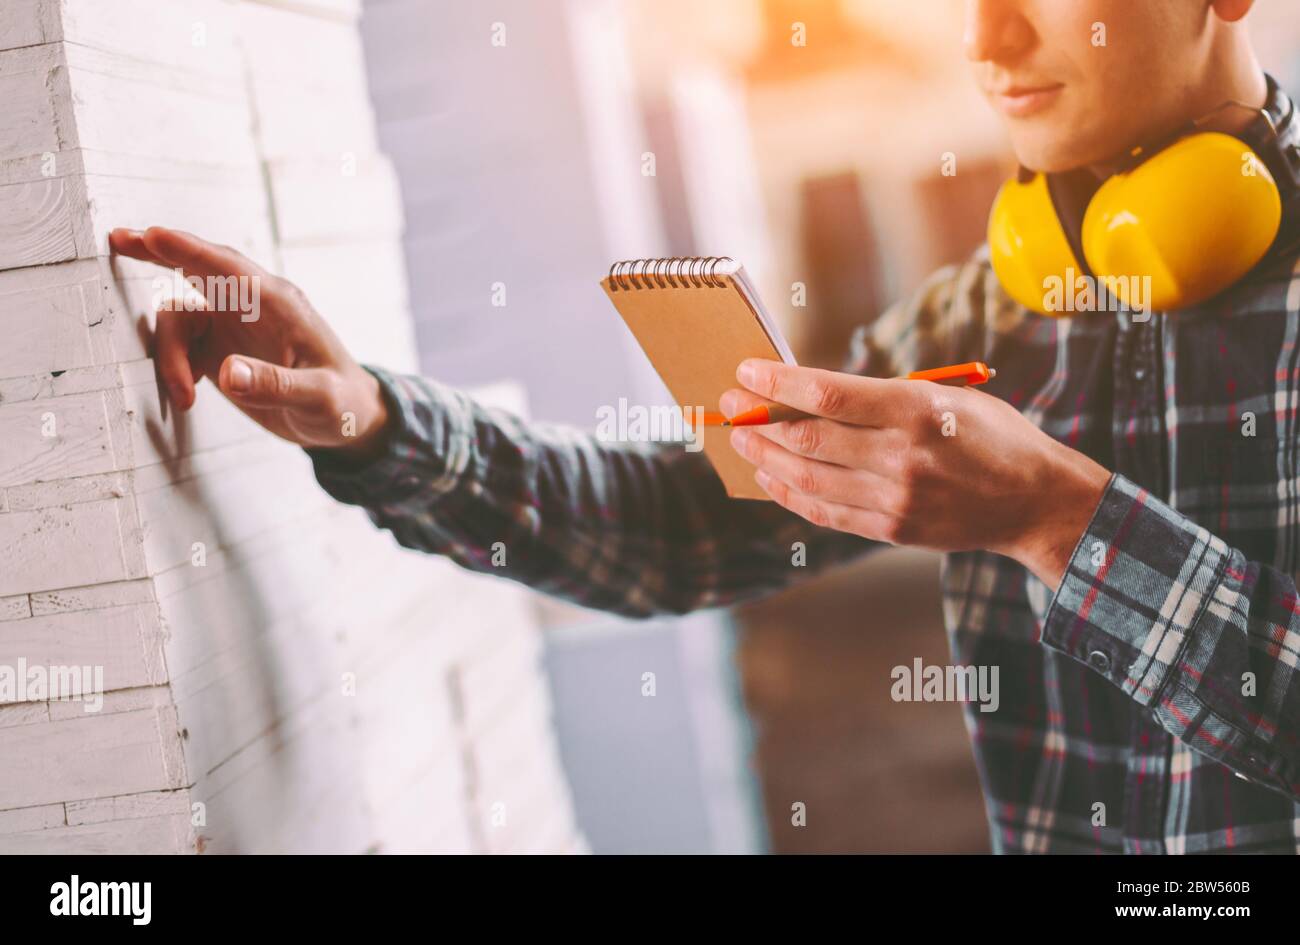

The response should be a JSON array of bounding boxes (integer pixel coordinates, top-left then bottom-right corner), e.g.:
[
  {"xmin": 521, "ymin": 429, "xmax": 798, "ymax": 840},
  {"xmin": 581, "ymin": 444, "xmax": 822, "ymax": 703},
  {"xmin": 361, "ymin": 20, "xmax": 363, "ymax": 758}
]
[{"xmin": 309, "ymin": 239, "xmax": 1300, "ymax": 857}]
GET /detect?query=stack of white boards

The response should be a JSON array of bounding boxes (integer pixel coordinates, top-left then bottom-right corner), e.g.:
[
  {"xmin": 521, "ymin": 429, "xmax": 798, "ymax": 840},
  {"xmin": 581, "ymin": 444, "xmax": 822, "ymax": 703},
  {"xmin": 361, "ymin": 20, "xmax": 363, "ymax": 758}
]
[{"xmin": 0, "ymin": 0, "xmax": 583, "ymax": 854}]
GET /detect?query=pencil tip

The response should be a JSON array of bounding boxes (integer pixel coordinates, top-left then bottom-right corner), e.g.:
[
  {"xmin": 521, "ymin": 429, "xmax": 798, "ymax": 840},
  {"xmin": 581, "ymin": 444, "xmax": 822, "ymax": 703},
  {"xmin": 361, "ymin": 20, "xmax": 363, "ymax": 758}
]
[
  {"xmin": 987, "ymin": 368, "xmax": 997, "ymax": 379},
  {"xmin": 721, "ymin": 420, "xmax": 731, "ymax": 426}
]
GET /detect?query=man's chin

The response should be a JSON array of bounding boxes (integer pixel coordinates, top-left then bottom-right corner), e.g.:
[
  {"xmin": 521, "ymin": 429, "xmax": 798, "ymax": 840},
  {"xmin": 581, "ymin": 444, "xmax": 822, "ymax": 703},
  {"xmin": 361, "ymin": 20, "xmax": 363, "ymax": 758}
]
[{"xmin": 1008, "ymin": 138, "xmax": 1097, "ymax": 175}]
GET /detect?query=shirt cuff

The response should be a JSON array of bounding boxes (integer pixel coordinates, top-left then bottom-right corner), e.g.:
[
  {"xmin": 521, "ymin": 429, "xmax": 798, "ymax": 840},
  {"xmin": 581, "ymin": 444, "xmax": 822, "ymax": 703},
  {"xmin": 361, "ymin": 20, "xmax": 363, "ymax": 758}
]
[
  {"xmin": 304, "ymin": 363, "xmax": 475, "ymax": 509},
  {"xmin": 1040, "ymin": 473, "xmax": 1230, "ymax": 707}
]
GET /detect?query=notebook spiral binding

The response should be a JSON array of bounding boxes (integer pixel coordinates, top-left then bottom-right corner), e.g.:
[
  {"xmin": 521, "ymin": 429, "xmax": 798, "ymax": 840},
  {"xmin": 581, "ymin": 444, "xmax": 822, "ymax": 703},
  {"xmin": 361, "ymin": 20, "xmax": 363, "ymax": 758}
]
[{"xmin": 607, "ymin": 256, "xmax": 735, "ymax": 291}]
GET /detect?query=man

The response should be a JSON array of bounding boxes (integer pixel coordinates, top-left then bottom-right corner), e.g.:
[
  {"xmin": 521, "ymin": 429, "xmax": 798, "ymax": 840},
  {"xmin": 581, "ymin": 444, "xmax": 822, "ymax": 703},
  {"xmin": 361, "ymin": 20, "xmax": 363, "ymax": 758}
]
[{"xmin": 110, "ymin": 0, "xmax": 1300, "ymax": 853}]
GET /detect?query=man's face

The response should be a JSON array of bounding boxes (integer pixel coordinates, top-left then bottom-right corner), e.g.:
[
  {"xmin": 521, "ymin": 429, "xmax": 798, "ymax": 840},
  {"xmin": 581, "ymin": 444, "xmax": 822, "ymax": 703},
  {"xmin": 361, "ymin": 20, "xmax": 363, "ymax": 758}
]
[{"xmin": 965, "ymin": 0, "xmax": 1209, "ymax": 172}]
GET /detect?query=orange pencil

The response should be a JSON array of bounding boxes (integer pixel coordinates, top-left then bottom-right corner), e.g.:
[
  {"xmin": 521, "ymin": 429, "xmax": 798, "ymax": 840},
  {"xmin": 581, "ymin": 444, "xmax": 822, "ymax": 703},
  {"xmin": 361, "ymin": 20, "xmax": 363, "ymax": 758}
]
[
  {"xmin": 693, "ymin": 411, "xmax": 730, "ymax": 427},
  {"xmin": 725, "ymin": 361, "xmax": 996, "ymax": 427}
]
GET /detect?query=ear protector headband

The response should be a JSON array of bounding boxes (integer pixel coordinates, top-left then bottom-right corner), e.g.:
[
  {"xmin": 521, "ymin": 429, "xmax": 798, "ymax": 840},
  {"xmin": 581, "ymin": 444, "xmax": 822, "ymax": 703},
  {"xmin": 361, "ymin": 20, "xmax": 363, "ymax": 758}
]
[{"xmin": 988, "ymin": 75, "xmax": 1300, "ymax": 316}]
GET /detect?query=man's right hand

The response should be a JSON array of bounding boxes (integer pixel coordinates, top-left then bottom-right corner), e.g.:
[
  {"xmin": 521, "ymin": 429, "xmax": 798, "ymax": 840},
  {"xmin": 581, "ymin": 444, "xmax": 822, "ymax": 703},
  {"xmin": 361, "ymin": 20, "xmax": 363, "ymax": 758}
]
[{"xmin": 109, "ymin": 226, "xmax": 391, "ymax": 460}]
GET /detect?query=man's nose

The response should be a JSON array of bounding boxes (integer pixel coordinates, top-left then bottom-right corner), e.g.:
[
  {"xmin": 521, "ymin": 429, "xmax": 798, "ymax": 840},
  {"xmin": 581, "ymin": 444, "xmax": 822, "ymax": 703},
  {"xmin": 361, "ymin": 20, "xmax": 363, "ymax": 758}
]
[{"xmin": 963, "ymin": 0, "xmax": 1033, "ymax": 63}]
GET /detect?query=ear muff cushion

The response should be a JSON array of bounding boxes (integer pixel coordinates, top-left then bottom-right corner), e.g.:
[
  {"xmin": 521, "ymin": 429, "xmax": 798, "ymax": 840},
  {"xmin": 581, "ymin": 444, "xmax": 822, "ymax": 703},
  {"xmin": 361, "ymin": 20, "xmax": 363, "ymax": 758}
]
[
  {"xmin": 988, "ymin": 173, "xmax": 1085, "ymax": 315},
  {"xmin": 1082, "ymin": 132, "xmax": 1282, "ymax": 311}
]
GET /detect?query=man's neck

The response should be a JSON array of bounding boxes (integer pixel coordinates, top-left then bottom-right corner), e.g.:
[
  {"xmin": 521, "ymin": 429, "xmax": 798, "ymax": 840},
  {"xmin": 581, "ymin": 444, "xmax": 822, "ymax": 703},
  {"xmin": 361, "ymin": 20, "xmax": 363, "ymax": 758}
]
[
  {"xmin": 1199, "ymin": 28, "xmax": 1269, "ymax": 115},
  {"xmin": 1088, "ymin": 33, "xmax": 1267, "ymax": 178}
]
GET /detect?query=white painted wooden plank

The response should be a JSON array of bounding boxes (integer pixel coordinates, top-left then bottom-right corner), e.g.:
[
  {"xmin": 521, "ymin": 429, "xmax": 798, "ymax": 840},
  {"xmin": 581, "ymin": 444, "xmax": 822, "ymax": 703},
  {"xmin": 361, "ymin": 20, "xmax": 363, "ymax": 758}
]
[
  {"xmin": 0, "ymin": 603, "xmax": 167, "ymax": 702},
  {"xmin": 0, "ymin": 176, "xmax": 81, "ymax": 271},
  {"xmin": 0, "ymin": 150, "xmax": 270, "ymax": 268},
  {"xmin": 188, "ymin": 693, "xmax": 376, "ymax": 853},
  {"xmin": 0, "ymin": 706, "xmax": 186, "ymax": 809},
  {"xmin": 516, "ymin": 808, "xmax": 580, "ymax": 855},
  {"xmin": 47, "ymin": 684, "xmax": 172, "ymax": 721},
  {"xmin": 474, "ymin": 737, "xmax": 574, "ymax": 821},
  {"xmin": 128, "ymin": 435, "xmax": 294, "ymax": 492},
  {"xmin": 439, "ymin": 577, "xmax": 545, "ymax": 661},
  {"xmin": 0, "ymin": 54, "xmax": 62, "ymax": 162},
  {"xmin": 239, "ymin": 2, "xmax": 368, "ymax": 87},
  {"xmin": 254, "ymin": 90, "xmax": 378, "ymax": 163},
  {"xmin": 0, "ymin": 0, "xmax": 60, "ymax": 51},
  {"xmin": 163, "ymin": 544, "xmax": 460, "ymax": 777},
  {"xmin": 0, "ymin": 803, "xmax": 64, "ymax": 835},
  {"xmin": 471, "ymin": 700, "xmax": 562, "ymax": 781},
  {"xmin": 466, "ymin": 680, "xmax": 564, "ymax": 797},
  {"xmin": 60, "ymin": 40, "xmax": 241, "ymax": 101},
  {"xmin": 0, "ymin": 496, "xmax": 144, "ymax": 596},
  {"xmin": 62, "ymin": 48, "xmax": 256, "ymax": 167},
  {"xmin": 457, "ymin": 633, "xmax": 550, "ymax": 740},
  {"xmin": 279, "ymin": 240, "xmax": 415, "ymax": 369},
  {"xmin": 0, "ymin": 813, "xmax": 191, "ymax": 853},
  {"xmin": 155, "ymin": 509, "xmax": 392, "ymax": 701},
  {"xmin": 119, "ymin": 361, "xmax": 267, "ymax": 471},
  {"xmin": 0, "ymin": 147, "xmax": 249, "ymax": 189},
  {"xmin": 5, "ymin": 471, "xmax": 133, "ymax": 513},
  {"xmin": 429, "ymin": 818, "xmax": 478, "ymax": 855},
  {"xmin": 245, "ymin": 0, "xmax": 361, "ymax": 23},
  {"xmin": 476, "ymin": 772, "xmax": 575, "ymax": 855},
  {"xmin": 0, "ymin": 594, "xmax": 32, "ymax": 622},
  {"xmin": 150, "ymin": 496, "xmax": 352, "ymax": 602},
  {"xmin": 58, "ymin": 0, "xmax": 240, "ymax": 77},
  {"xmin": 0, "ymin": 389, "xmax": 113, "ymax": 487},
  {"xmin": 29, "ymin": 577, "xmax": 154, "ymax": 616},
  {"xmin": 269, "ymin": 155, "xmax": 404, "ymax": 245},
  {"xmin": 0, "ymin": 361, "xmax": 118, "ymax": 401},
  {"xmin": 0, "ymin": 278, "xmax": 94, "ymax": 379},
  {"xmin": 480, "ymin": 775, "xmax": 576, "ymax": 855},
  {"xmin": 0, "ymin": 701, "xmax": 49, "ymax": 728},
  {"xmin": 366, "ymin": 757, "xmax": 473, "ymax": 854},
  {"xmin": 133, "ymin": 448, "xmax": 334, "ymax": 576},
  {"xmin": 84, "ymin": 170, "xmax": 274, "ymax": 262},
  {"xmin": 239, "ymin": 3, "xmax": 377, "ymax": 161},
  {"xmin": 66, "ymin": 788, "xmax": 190, "ymax": 826},
  {"xmin": 352, "ymin": 632, "xmax": 462, "ymax": 784},
  {"xmin": 2, "ymin": 421, "xmax": 313, "ymax": 517}
]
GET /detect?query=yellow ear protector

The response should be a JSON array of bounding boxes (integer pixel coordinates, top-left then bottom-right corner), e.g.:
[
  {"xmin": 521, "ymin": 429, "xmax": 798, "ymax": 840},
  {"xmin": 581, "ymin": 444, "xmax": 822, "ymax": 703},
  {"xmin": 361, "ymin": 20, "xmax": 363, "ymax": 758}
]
[{"xmin": 988, "ymin": 77, "xmax": 1300, "ymax": 316}]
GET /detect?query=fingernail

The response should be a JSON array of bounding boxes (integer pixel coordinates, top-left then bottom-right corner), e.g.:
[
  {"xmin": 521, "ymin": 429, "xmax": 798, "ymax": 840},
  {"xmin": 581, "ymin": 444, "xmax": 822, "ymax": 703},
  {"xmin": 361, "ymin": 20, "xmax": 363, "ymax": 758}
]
[
  {"xmin": 228, "ymin": 358, "xmax": 252, "ymax": 392},
  {"xmin": 737, "ymin": 360, "xmax": 758, "ymax": 387},
  {"xmin": 754, "ymin": 469, "xmax": 771, "ymax": 491},
  {"xmin": 719, "ymin": 389, "xmax": 741, "ymax": 416},
  {"xmin": 730, "ymin": 428, "xmax": 751, "ymax": 452}
]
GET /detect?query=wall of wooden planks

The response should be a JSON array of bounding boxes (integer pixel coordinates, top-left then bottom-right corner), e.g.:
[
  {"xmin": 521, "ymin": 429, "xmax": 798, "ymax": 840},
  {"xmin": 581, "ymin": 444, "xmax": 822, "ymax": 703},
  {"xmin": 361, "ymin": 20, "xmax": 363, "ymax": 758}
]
[{"xmin": 0, "ymin": 0, "xmax": 582, "ymax": 854}]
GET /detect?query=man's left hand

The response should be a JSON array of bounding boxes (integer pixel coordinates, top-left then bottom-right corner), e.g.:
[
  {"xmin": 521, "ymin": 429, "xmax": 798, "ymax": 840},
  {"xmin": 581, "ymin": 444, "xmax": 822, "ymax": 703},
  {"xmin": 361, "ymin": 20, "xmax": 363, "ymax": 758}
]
[{"xmin": 722, "ymin": 359, "xmax": 1112, "ymax": 587}]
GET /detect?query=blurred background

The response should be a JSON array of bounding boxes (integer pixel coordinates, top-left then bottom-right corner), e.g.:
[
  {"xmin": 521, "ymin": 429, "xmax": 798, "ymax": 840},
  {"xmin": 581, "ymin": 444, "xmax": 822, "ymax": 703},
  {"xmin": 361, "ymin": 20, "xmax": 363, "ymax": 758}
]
[{"xmin": 357, "ymin": 0, "xmax": 1300, "ymax": 853}]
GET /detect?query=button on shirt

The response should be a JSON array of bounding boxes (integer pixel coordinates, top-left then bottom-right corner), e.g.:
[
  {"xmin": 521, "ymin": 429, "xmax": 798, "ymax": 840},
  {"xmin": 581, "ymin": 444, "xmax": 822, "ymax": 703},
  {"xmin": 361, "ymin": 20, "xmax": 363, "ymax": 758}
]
[{"xmin": 309, "ymin": 240, "xmax": 1300, "ymax": 854}]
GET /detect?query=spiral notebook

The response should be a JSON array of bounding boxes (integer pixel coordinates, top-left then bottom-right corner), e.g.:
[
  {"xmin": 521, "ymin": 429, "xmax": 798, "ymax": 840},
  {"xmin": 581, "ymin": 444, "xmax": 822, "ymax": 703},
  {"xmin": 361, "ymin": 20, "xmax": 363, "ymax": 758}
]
[{"xmin": 601, "ymin": 256, "xmax": 796, "ymax": 500}]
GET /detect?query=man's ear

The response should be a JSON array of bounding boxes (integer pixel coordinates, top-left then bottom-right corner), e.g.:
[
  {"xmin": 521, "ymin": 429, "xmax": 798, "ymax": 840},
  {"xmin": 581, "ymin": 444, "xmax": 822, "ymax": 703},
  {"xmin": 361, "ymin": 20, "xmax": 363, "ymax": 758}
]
[{"xmin": 1210, "ymin": 0, "xmax": 1255, "ymax": 24}]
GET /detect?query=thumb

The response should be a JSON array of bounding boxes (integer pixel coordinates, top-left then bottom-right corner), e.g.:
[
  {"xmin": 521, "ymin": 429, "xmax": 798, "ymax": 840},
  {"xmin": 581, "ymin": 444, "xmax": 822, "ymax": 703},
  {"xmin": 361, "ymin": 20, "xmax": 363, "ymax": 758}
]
[{"xmin": 218, "ymin": 355, "xmax": 333, "ymax": 411}]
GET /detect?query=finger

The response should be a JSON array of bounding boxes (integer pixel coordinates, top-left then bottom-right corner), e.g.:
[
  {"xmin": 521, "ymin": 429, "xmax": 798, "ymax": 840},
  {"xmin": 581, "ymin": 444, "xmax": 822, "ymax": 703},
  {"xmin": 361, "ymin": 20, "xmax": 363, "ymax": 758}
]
[
  {"xmin": 108, "ymin": 228, "xmax": 168, "ymax": 266},
  {"xmin": 154, "ymin": 301, "xmax": 211, "ymax": 410},
  {"xmin": 751, "ymin": 414, "xmax": 900, "ymax": 472},
  {"xmin": 730, "ymin": 426, "xmax": 895, "ymax": 508},
  {"xmin": 754, "ymin": 468, "xmax": 900, "ymax": 543},
  {"xmin": 218, "ymin": 354, "xmax": 335, "ymax": 412},
  {"xmin": 140, "ymin": 226, "xmax": 265, "ymax": 280},
  {"xmin": 719, "ymin": 387, "xmax": 769, "ymax": 418},
  {"xmin": 736, "ymin": 359, "xmax": 911, "ymax": 426}
]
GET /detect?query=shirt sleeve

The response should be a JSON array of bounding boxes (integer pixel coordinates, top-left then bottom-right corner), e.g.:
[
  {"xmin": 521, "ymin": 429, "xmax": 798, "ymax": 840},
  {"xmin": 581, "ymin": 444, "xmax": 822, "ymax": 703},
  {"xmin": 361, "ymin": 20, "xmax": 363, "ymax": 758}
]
[
  {"xmin": 1042, "ymin": 472, "xmax": 1300, "ymax": 801},
  {"xmin": 305, "ymin": 364, "xmax": 876, "ymax": 618},
  {"xmin": 843, "ymin": 246, "xmax": 1005, "ymax": 378}
]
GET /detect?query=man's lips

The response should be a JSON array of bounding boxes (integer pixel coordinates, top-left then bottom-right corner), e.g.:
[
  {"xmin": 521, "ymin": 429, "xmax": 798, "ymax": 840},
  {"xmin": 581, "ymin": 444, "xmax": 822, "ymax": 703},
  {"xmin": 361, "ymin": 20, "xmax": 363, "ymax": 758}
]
[{"xmin": 989, "ymin": 82, "xmax": 1065, "ymax": 118}]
